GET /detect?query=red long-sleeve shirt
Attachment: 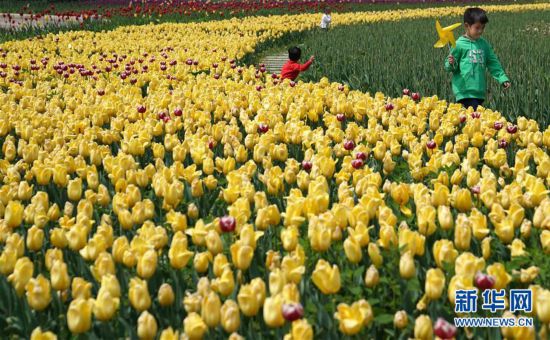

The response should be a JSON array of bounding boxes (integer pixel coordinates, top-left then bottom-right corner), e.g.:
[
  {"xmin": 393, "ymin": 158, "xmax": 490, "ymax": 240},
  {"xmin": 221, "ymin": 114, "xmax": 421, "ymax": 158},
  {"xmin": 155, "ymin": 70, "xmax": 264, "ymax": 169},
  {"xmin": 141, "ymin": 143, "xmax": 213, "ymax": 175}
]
[{"xmin": 280, "ymin": 59, "xmax": 313, "ymax": 81}]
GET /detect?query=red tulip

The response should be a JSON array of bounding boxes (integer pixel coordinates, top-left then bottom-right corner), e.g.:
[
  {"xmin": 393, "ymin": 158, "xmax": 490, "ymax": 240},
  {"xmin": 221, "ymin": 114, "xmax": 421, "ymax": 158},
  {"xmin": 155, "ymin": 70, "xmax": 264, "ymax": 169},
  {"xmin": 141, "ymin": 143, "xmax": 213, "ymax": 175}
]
[
  {"xmin": 498, "ymin": 139, "xmax": 508, "ymax": 149},
  {"xmin": 219, "ymin": 216, "xmax": 236, "ymax": 233},
  {"xmin": 474, "ymin": 272, "xmax": 495, "ymax": 291},
  {"xmin": 506, "ymin": 125, "xmax": 518, "ymax": 134},
  {"xmin": 402, "ymin": 88, "xmax": 410, "ymax": 96},
  {"xmin": 258, "ymin": 123, "xmax": 269, "ymax": 134},
  {"xmin": 301, "ymin": 160, "xmax": 312, "ymax": 172},
  {"xmin": 355, "ymin": 152, "xmax": 367, "ymax": 160},
  {"xmin": 459, "ymin": 114, "xmax": 467, "ymax": 123},
  {"xmin": 411, "ymin": 92, "xmax": 421, "ymax": 101},
  {"xmin": 174, "ymin": 108, "xmax": 183, "ymax": 117},
  {"xmin": 426, "ymin": 140, "xmax": 436, "ymax": 149},
  {"xmin": 471, "ymin": 111, "xmax": 481, "ymax": 119},
  {"xmin": 344, "ymin": 140, "xmax": 355, "ymax": 151},
  {"xmin": 351, "ymin": 159, "xmax": 364, "ymax": 169},
  {"xmin": 493, "ymin": 121, "xmax": 503, "ymax": 130},
  {"xmin": 336, "ymin": 113, "xmax": 345, "ymax": 122},
  {"xmin": 282, "ymin": 303, "xmax": 304, "ymax": 322},
  {"xmin": 434, "ymin": 318, "xmax": 457, "ymax": 340},
  {"xmin": 338, "ymin": 84, "xmax": 344, "ymax": 91},
  {"xmin": 137, "ymin": 105, "xmax": 146, "ymax": 114},
  {"xmin": 385, "ymin": 103, "xmax": 394, "ymax": 111}
]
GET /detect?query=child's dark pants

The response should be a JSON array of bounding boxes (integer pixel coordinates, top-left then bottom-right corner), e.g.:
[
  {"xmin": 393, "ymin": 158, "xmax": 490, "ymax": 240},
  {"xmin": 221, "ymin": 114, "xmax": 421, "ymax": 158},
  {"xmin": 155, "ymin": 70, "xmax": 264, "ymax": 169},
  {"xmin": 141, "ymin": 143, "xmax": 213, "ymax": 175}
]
[{"xmin": 459, "ymin": 98, "xmax": 484, "ymax": 111}]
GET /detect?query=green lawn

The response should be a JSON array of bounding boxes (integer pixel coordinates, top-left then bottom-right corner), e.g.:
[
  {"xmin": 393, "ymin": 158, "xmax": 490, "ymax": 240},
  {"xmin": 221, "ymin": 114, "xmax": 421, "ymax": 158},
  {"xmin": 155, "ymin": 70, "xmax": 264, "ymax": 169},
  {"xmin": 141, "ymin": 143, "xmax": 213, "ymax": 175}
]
[{"xmin": 253, "ymin": 10, "xmax": 550, "ymax": 126}]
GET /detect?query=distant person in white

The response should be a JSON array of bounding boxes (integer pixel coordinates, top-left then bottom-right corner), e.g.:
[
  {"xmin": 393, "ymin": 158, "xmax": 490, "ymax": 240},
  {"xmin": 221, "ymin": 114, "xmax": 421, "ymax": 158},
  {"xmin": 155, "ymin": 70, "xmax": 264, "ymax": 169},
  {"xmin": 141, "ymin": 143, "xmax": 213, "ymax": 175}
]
[{"xmin": 320, "ymin": 10, "xmax": 331, "ymax": 30}]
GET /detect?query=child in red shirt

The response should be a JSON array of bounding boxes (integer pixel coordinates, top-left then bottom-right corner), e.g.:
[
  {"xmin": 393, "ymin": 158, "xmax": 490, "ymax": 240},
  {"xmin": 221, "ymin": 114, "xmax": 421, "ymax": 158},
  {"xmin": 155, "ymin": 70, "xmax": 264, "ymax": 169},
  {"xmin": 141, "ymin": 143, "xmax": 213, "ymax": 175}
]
[{"xmin": 280, "ymin": 46, "xmax": 315, "ymax": 81}]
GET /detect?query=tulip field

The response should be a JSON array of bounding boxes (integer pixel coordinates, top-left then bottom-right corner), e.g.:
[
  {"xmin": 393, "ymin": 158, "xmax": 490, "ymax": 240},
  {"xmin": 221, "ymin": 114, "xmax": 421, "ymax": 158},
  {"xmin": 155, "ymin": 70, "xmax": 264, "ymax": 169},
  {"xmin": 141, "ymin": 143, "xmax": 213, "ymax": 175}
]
[{"xmin": 1, "ymin": 2, "xmax": 550, "ymax": 340}]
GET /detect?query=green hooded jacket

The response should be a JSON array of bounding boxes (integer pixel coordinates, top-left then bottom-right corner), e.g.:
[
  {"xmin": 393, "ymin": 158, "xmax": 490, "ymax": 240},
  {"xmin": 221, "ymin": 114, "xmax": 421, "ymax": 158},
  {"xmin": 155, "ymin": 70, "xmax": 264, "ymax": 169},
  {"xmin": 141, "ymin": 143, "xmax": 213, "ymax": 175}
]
[{"xmin": 445, "ymin": 35, "xmax": 510, "ymax": 101}]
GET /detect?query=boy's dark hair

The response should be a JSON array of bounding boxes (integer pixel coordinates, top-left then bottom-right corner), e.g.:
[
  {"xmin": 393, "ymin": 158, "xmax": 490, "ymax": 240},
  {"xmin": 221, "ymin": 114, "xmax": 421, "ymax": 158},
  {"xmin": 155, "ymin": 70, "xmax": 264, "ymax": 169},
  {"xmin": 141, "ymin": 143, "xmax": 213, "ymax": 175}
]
[
  {"xmin": 464, "ymin": 7, "xmax": 489, "ymax": 25},
  {"xmin": 288, "ymin": 46, "xmax": 301, "ymax": 62}
]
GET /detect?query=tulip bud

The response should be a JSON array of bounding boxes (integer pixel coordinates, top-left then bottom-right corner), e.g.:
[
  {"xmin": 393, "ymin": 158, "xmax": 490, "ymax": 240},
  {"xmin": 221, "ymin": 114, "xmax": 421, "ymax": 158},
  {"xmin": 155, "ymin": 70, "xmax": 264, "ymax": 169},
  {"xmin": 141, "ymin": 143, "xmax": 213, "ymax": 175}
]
[
  {"xmin": 50, "ymin": 260, "xmax": 70, "ymax": 291},
  {"xmin": 394, "ymin": 310, "xmax": 408, "ymax": 329},
  {"xmin": 433, "ymin": 317, "xmax": 457, "ymax": 340},
  {"xmin": 201, "ymin": 291, "xmax": 222, "ymax": 327},
  {"xmin": 368, "ymin": 243, "xmax": 383, "ymax": 268},
  {"xmin": 399, "ymin": 251, "xmax": 416, "ymax": 279},
  {"xmin": 137, "ymin": 249, "xmax": 158, "ymax": 279},
  {"xmin": 67, "ymin": 298, "xmax": 93, "ymax": 334},
  {"xmin": 221, "ymin": 299, "xmax": 241, "ymax": 333},
  {"xmin": 30, "ymin": 327, "xmax": 57, "ymax": 340},
  {"xmin": 158, "ymin": 283, "xmax": 175, "ymax": 307},
  {"xmin": 26, "ymin": 225, "xmax": 44, "ymax": 251},
  {"xmin": 414, "ymin": 315, "xmax": 433, "ymax": 340},
  {"xmin": 343, "ymin": 236, "xmax": 362, "ymax": 264},
  {"xmin": 184, "ymin": 313, "xmax": 207, "ymax": 340},
  {"xmin": 263, "ymin": 294, "xmax": 285, "ymax": 328},
  {"xmin": 364, "ymin": 265, "xmax": 379, "ymax": 288},
  {"xmin": 137, "ymin": 311, "xmax": 158, "ymax": 340},
  {"xmin": 94, "ymin": 288, "xmax": 119, "ymax": 321},
  {"xmin": 129, "ymin": 278, "xmax": 151, "ymax": 312}
]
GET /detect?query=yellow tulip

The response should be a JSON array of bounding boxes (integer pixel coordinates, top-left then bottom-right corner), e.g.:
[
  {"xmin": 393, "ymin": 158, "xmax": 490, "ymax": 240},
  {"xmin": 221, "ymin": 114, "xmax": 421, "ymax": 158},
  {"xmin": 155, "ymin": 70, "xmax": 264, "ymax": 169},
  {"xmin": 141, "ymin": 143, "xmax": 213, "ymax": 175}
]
[
  {"xmin": 26, "ymin": 225, "xmax": 44, "ymax": 251},
  {"xmin": 169, "ymin": 232, "xmax": 194, "ymax": 269},
  {"xmin": 425, "ymin": 268, "xmax": 445, "ymax": 300},
  {"xmin": 454, "ymin": 214, "xmax": 472, "ymax": 251},
  {"xmin": 221, "ymin": 299, "xmax": 241, "ymax": 333},
  {"xmin": 184, "ymin": 313, "xmax": 207, "ymax": 340},
  {"xmin": 129, "ymin": 277, "xmax": 151, "ymax": 312},
  {"xmin": 541, "ymin": 230, "xmax": 550, "ymax": 254},
  {"xmin": 536, "ymin": 289, "xmax": 550, "ymax": 323},
  {"xmin": 289, "ymin": 319, "xmax": 313, "ymax": 340},
  {"xmin": 399, "ymin": 251, "xmax": 416, "ymax": 279},
  {"xmin": 25, "ymin": 275, "xmax": 51, "ymax": 311},
  {"xmin": 230, "ymin": 241, "xmax": 254, "ymax": 270},
  {"xmin": 8, "ymin": 257, "xmax": 34, "ymax": 296},
  {"xmin": 432, "ymin": 183, "xmax": 449, "ymax": 206},
  {"xmin": 0, "ymin": 247, "xmax": 17, "ymax": 275},
  {"xmin": 487, "ymin": 263, "xmax": 512, "ymax": 291},
  {"xmin": 453, "ymin": 188, "xmax": 472, "ymax": 212},
  {"xmin": 194, "ymin": 251, "xmax": 211, "ymax": 273},
  {"xmin": 334, "ymin": 302, "xmax": 365, "ymax": 335},
  {"xmin": 137, "ymin": 249, "xmax": 158, "ymax": 279},
  {"xmin": 94, "ymin": 288, "xmax": 119, "ymax": 321},
  {"xmin": 159, "ymin": 327, "xmax": 178, "ymax": 340},
  {"xmin": 137, "ymin": 311, "xmax": 158, "ymax": 340},
  {"xmin": 509, "ymin": 239, "xmax": 527, "ymax": 257},
  {"xmin": 433, "ymin": 240, "xmax": 458, "ymax": 269},
  {"xmin": 368, "ymin": 243, "xmax": 383, "ymax": 268},
  {"xmin": 205, "ymin": 230, "xmax": 223, "ymax": 255},
  {"xmin": 201, "ymin": 290, "xmax": 222, "ymax": 327},
  {"xmin": 344, "ymin": 236, "xmax": 362, "ymax": 264},
  {"xmin": 67, "ymin": 178, "xmax": 82, "ymax": 201},
  {"xmin": 72, "ymin": 277, "xmax": 92, "ymax": 300},
  {"xmin": 67, "ymin": 298, "xmax": 93, "ymax": 334},
  {"xmin": 183, "ymin": 292, "xmax": 202, "ymax": 314},
  {"xmin": 417, "ymin": 205, "xmax": 436, "ymax": 236},
  {"xmin": 364, "ymin": 265, "xmax": 379, "ymax": 288},
  {"xmin": 30, "ymin": 327, "xmax": 57, "ymax": 340},
  {"xmin": 158, "ymin": 283, "xmax": 175, "ymax": 307},
  {"xmin": 281, "ymin": 226, "xmax": 299, "ymax": 251},
  {"xmin": 263, "ymin": 294, "xmax": 285, "ymax": 328},
  {"xmin": 311, "ymin": 259, "xmax": 340, "ymax": 294},
  {"xmin": 414, "ymin": 315, "xmax": 433, "ymax": 340},
  {"xmin": 50, "ymin": 260, "xmax": 70, "ymax": 291},
  {"xmin": 5, "ymin": 201, "xmax": 24, "ymax": 228},
  {"xmin": 237, "ymin": 283, "xmax": 261, "ymax": 317},
  {"xmin": 394, "ymin": 310, "xmax": 408, "ymax": 329}
]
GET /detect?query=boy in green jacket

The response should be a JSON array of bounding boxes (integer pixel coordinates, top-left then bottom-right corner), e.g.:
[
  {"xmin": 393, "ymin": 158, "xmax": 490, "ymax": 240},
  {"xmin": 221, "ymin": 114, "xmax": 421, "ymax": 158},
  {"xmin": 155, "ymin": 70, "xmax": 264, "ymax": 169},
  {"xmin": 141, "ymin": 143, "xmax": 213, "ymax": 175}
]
[{"xmin": 445, "ymin": 7, "xmax": 511, "ymax": 111}]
